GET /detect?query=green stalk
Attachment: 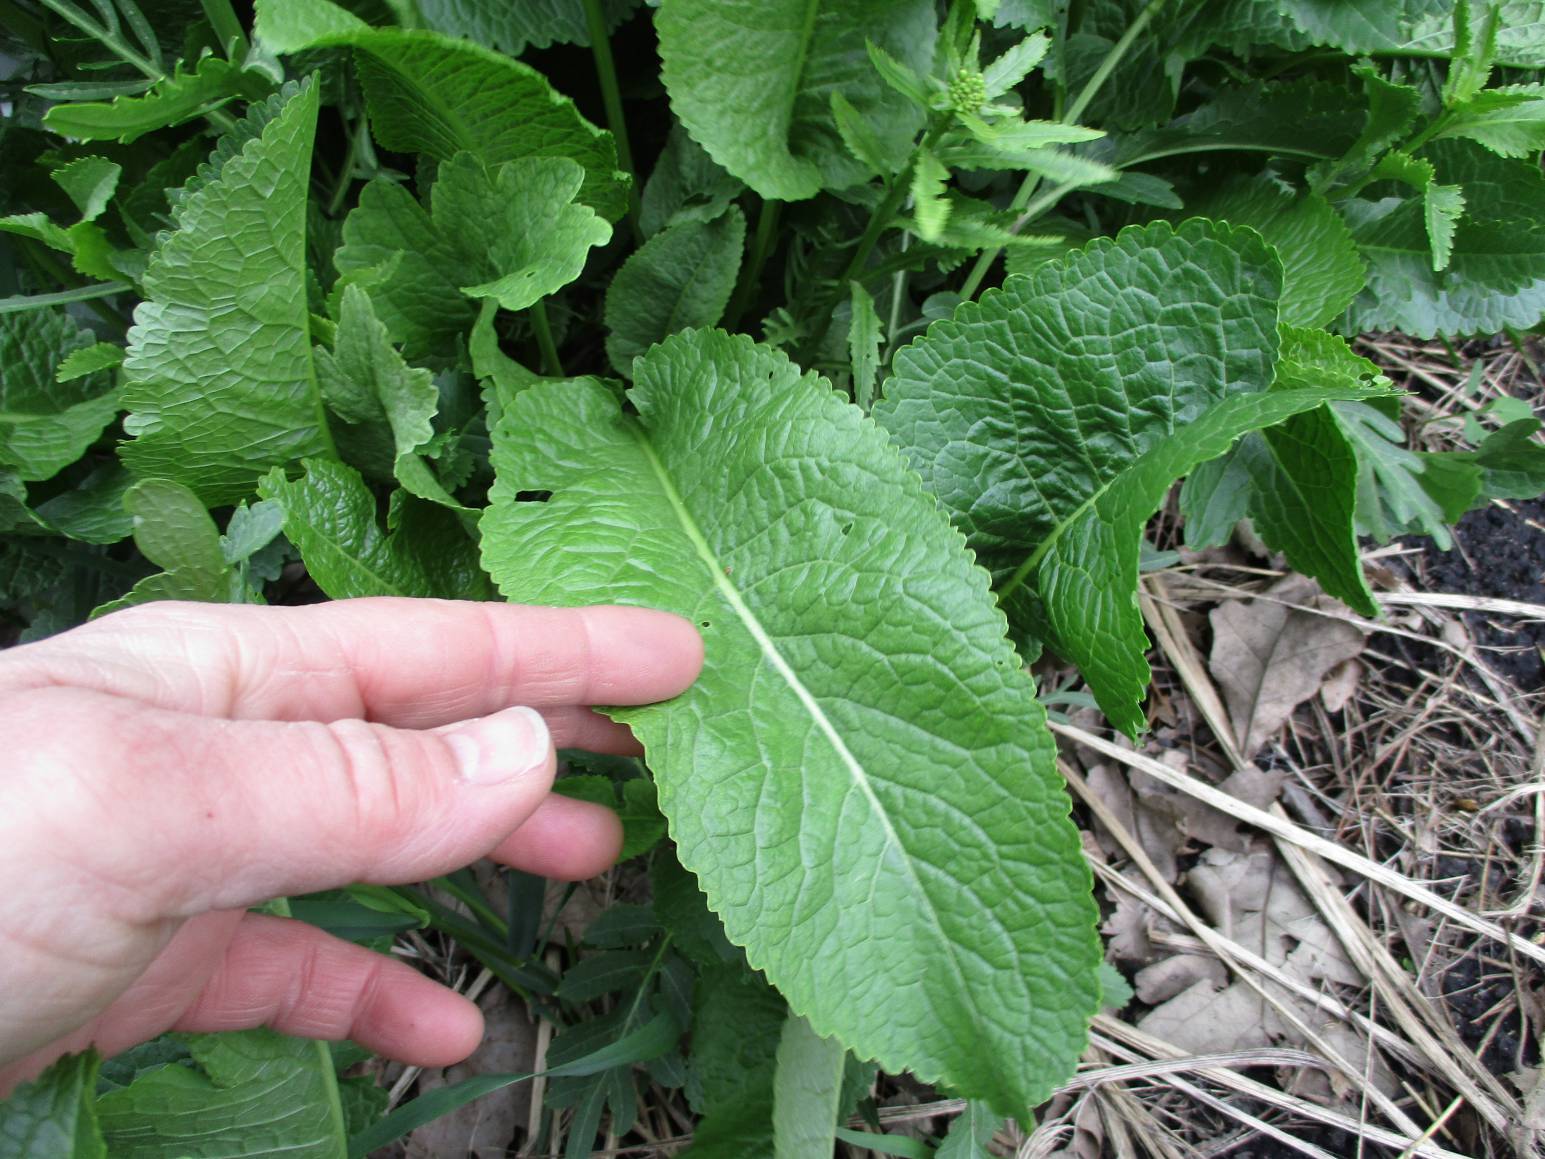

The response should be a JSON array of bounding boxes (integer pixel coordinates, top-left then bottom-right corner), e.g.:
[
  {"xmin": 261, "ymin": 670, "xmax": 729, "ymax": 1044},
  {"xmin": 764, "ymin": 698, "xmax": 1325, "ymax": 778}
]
[
  {"xmin": 0, "ymin": 280, "xmax": 131, "ymax": 315},
  {"xmin": 37, "ymin": 0, "xmax": 162, "ymax": 80},
  {"xmin": 723, "ymin": 197, "xmax": 781, "ymax": 331},
  {"xmin": 531, "ymin": 300, "xmax": 564, "ymax": 376},
  {"xmin": 200, "ymin": 0, "xmax": 248, "ymax": 59},
  {"xmin": 958, "ymin": 0, "xmax": 1169, "ymax": 301},
  {"xmin": 582, "ymin": 0, "xmax": 642, "ymax": 243}
]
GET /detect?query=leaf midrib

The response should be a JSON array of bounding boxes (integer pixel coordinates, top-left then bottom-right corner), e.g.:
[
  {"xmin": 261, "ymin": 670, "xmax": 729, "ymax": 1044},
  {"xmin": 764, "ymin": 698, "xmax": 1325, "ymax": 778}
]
[{"xmin": 627, "ymin": 422, "xmax": 974, "ymax": 1018}]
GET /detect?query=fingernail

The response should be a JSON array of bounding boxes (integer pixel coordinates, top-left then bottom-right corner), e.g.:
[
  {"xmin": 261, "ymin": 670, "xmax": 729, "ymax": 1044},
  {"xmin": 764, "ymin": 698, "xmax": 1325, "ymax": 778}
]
[{"xmin": 444, "ymin": 706, "xmax": 550, "ymax": 785}]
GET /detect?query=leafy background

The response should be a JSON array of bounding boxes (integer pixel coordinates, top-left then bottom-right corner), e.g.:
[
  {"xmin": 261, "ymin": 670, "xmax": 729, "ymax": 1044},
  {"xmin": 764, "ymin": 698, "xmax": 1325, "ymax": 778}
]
[{"xmin": 2, "ymin": 0, "xmax": 1544, "ymax": 1154}]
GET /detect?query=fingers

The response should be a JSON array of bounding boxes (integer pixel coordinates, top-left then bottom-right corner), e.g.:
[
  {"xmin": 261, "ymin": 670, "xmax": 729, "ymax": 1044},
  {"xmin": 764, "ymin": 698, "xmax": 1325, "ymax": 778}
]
[
  {"xmin": 543, "ymin": 706, "xmax": 643, "ymax": 756},
  {"xmin": 10, "ymin": 687, "xmax": 596, "ymax": 918},
  {"xmin": 175, "ymin": 913, "xmax": 484, "ymax": 1067},
  {"xmin": 489, "ymin": 794, "xmax": 624, "ymax": 880},
  {"xmin": 0, "ymin": 599, "xmax": 703, "ymax": 727}
]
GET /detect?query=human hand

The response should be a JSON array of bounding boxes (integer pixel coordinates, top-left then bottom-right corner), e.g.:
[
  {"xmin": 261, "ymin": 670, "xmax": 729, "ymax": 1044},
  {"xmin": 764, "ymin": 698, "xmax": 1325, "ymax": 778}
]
[{"xmin": 0, "ymin": 598, "xmax": 701, "ymax": 1093}]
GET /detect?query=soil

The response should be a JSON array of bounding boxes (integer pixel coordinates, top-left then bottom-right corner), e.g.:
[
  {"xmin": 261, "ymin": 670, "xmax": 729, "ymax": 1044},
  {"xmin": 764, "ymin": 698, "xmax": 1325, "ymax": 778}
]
[{"xmin": 1401, "ymin": 495, "xmax": 1545, "ymax": 691}]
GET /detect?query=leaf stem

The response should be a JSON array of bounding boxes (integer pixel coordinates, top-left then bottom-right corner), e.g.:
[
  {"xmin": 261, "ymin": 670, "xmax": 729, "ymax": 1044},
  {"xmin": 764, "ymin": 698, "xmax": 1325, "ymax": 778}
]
[
  {"xmin": 958, "ymin": 0, "xmax": 1168, "ymax": 300},
  {"xmin": 37, "ymin": 0, "xmax": 162, "ymax": 80},
  {"xmin": 199, "ymin": 0, "xmax": 249, "ymax": 59},
  {"xmin": 582, "ymin": 0, "xmax": 642, "ymax": 243},
  {"xmin": 722, "ymin": 196, "xmax": 781, "ymax": 331},
  {"xmin": 531, "ymin": 300, "xmax": 564, "ymax": 376},
  {"xmin": 0, "ymin": 280, "xmax": 131, "ymax": 314}
]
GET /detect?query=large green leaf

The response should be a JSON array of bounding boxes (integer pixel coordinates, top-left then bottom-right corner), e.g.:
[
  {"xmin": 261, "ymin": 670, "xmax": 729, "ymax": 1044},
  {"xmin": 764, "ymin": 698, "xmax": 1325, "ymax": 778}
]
[
  {"xmin": 0, "ymin": 1050, "xmax": 106, "ymax": 1159},
  {"xmin": 1265, "ymin": 0, "xmax": 1545, "ymax": 67},
  {"xmin": 259, "ymin": 459, "xmax": 490, "ymax": 599},
  {"xmin": 1102, "ymin": 81, "xmax": 1364, "ymax": 169},
  {"xmin": 481, "ymin": 328, "xmax": 1099, "ymax": 1116},
  {"xmin": 0, "ymin": 308, "xmax": 119, "ymax": 482},
  {"xmin": 1180, "ymin": 329, "xmax": 1383, "ymax": 616},
  {"xmin": 604, "ymin": 207, "xmax": 745, "ymax": 376},
  {"xmin": 1342, "ymin": 140, "xmax": 1545, "ymax": 337},
  {"xmin": 656, "ymin": 0, "xmax": 937, "ymax": 199},
  {"xmin": 1191, "ymin": 177, "xmax": 1366, "ymax": 329},
  {"xmin": 876, "ymin": 222, "xmax": 1383, "ymax": 733},
  {"xmin": 254, "ymin": 0, "xmax": 627, "ymax": 220},
  {"xmin": 120, "ymin": 80, "xmax": 333, "ymax": 506},
  {"xmin": 415, "ymin": 0, "xmax": 638, "ymax": 54},
  {"xmin": 96, "ymin": 1029, "xmax": 345, "ymax": 1158}
]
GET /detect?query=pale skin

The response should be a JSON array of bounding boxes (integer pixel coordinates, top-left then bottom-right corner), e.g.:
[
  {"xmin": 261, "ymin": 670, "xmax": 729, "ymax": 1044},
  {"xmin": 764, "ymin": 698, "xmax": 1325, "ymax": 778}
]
[{"xmin": 0, "ymin": 598, "xmax": 703, "ymax": 1095}]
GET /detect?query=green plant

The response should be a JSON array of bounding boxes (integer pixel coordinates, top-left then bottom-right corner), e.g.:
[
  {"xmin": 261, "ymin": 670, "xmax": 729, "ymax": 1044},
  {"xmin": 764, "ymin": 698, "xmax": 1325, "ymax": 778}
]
[{"xmin": 2, "ymin": 0, "xmax": 1544, "ymax": 1153}]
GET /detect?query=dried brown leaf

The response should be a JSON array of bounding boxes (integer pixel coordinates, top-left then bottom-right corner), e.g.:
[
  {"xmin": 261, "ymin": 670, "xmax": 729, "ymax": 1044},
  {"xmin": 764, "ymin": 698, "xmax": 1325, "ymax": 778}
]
[{"xmin": 1208, "ymin": 575, "xmax": 1366, "ymax": 756}]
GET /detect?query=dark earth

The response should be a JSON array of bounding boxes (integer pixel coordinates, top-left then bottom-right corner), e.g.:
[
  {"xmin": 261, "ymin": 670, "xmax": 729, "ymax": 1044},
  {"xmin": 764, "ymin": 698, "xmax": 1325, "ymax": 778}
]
[{"xmin": 1411, "ymin": 494, "xmax": 1545, "ymax": 691}]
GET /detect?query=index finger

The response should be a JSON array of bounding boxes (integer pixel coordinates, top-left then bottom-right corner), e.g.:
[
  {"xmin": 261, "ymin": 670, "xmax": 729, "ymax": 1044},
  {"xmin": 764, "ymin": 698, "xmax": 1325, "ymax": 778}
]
[{"xmin": 0, "ymin": 599, "xmax": 703, "ymax": 727}]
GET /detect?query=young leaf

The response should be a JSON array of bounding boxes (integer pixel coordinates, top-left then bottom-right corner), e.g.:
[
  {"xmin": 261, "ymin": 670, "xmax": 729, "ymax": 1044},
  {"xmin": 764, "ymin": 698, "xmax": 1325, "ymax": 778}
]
[
  {"xmin": 980, "ymin": 31, "xmax": 1049, "ymax": 97},
  {"xmin": 93, "ymin": 479, "xmax": 251, "ymax": 614},
  {"xmin": 772, "ymin": 1015, "xmax": 844, "ymax": 1159},
  {"xmin": 1309, "ymin": 65, "xmax": 1422, "ymax": 192},
  {"xmin": 1192, "ymin": 175, "xmax": 1366, "ymax": 328},
  {"xmin": 910, "ymin": 149, "xmax": 952, "ymax": 241},
  {"xmin": 43, "ymin": 55, "xmax": 268, "ymax": 144},
  {"xmin": 1435, "ymin": 83, "xmax": 1545, "ymax": 158},
  {"xmin": 96, "ymin": 1029, "xmax": 345, "ymax": 1158},
  {"xmin": 847, "ymin": 281, "xmax": 881, "ymax": 411},
  {"xmin": 830, "ymin": 91, "xmax": 894, "ymax": 176},
  {"xmin": 639, "ymin": 123, "xmax": 745, "ymax": 237},
  {"xmin": 316, "ymin": 285, "xmax": 458, "ymax": 508},
  {"xmin": 604, "ymin": 207, "xmax": 746, "ymax": 377},
  {"xmin": 439, "ymin": 153, "xmax": 612, "ymax": 312},
  {"xmin": 1331, "ymin": 400, "xmax": 1456, "ymax": 547},
  {"xmin": 51, "ymin": 156, "xmax": 121, "ymax": 221},
  {"xmin": 333, "ymin": 181, "xmax": 477, "ymax": 359},
  {"xmin": 124, "ymin": 478, "xmax": 226, "ymax": 577},
  {"xmin": 56, "ymin": 341, "xmax": 125, "ymax": 383},
  {"xmin": 866, "ymin": 40, "xmax": 933, "ymax": 108},
  {"xmin": 936, "ymin": 1100, "xmax": 999, "ymax": 1158},
  {"xmin": 1342, "ymin": 140, "xmax": 1545, "ymax": 337},
  {"xmin": 120, "ymin": 80, "xmax": 333, "ymax": 506},
  {"xmin": 1442, "ymin": 0, "xmax": 1499, "ymax": 108},
  {"xmin": 656, "ymin": 0, "xmax": 937, "ymax": 199},
  {"xmin": 0, "ymin": 309, "xmax": 120, "ymax": 482},
  {"xmin": 0, "ymin": 1050, "xmax": 106, "ymax": 1159},
  {"xmin": 258, "ymin": 459, "xmax": 491, "ymax": 600},
  {"xmin": 1424, "ymin": 181, "xmax": 1465, "ymax": 271},
  {"xmin": 254, "ymin": 0, "xmax": 627, "ymax": 220},
  {"xmin": 876, "ymin": 222, "xmax": 1384, "ymax": 733},
  {"xmin": 482, "ymin": 328, "xmax": 1100, "ymax": 1116},
  {"xmin": 1467, "ymin": 418, "xmax": 1545, "ymax": 498}
]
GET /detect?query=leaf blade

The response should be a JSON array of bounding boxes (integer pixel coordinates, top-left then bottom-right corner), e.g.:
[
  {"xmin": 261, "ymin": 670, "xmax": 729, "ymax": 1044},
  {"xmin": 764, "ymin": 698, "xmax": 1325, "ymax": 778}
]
[{"xmin": 482, "ymin": 329, "xmax": 1099, "ymax": 1116}]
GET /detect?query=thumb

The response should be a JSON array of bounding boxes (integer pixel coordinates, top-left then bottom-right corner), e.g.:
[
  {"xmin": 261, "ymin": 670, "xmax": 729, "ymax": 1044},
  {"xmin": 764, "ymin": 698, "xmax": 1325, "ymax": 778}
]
[{"xmin": 26, "ymin": 690, "xmax": 561, "ymax": 918}]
